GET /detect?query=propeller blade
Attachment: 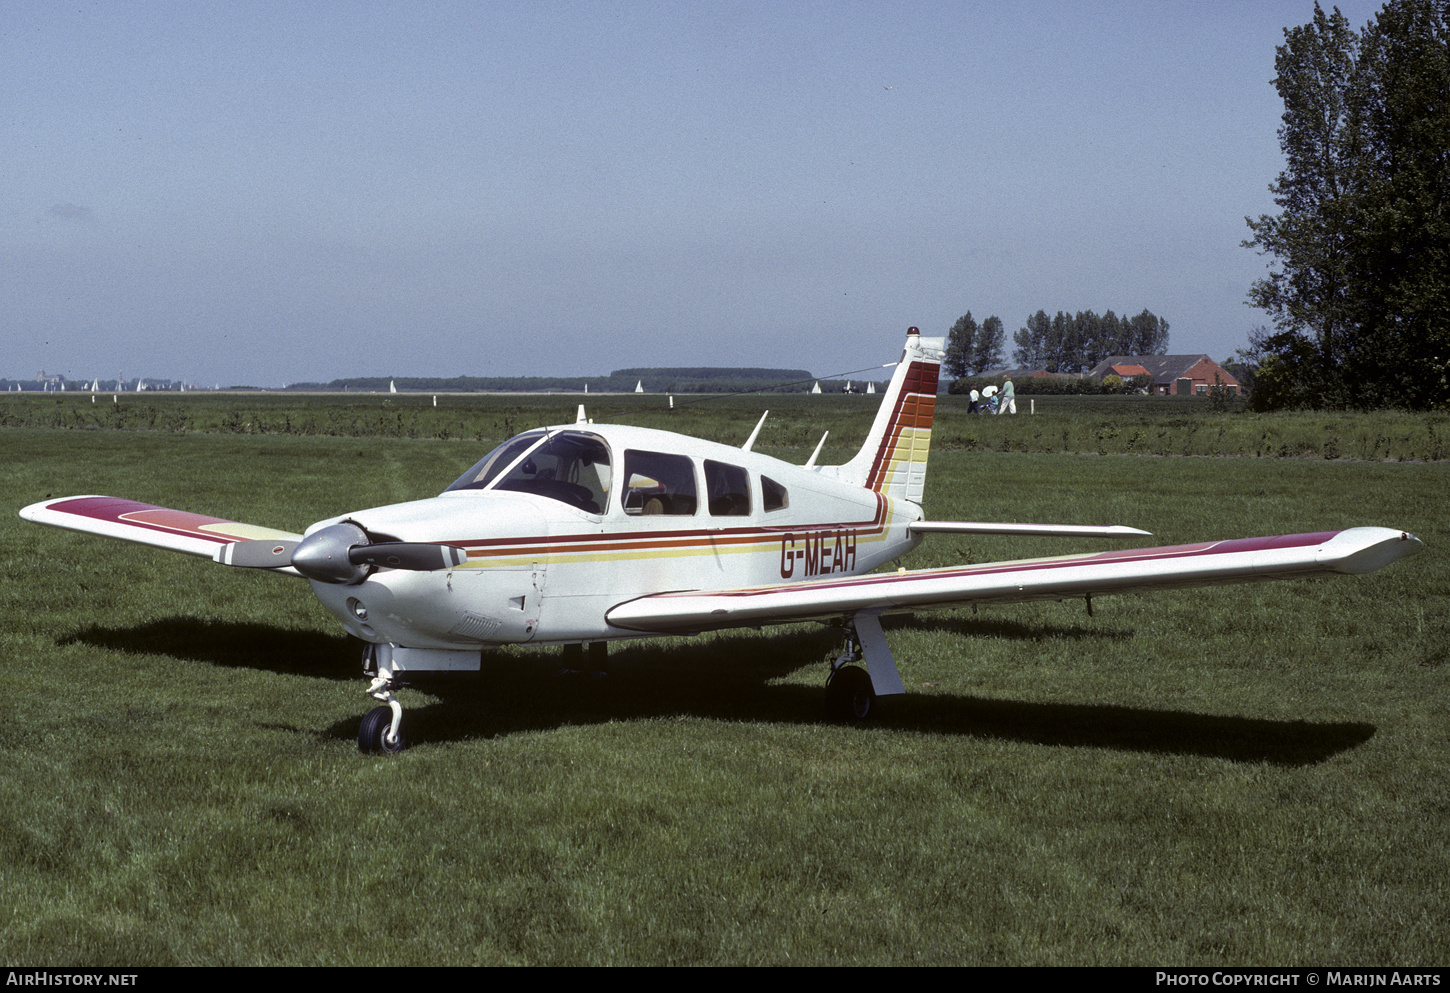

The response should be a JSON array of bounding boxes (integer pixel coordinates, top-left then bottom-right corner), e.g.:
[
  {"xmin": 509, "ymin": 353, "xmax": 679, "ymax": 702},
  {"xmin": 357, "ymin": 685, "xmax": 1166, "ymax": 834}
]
[
  {"xmin": 348, "ymin": 542, "xmax": 467, "ymax": 571},
  {"xmin": 216, "ymin": 539, "xmax": 301, "ymax": 568},
  {"xmin": 255, "ymin": 522, "xmax": 467, "ymax": 584}
]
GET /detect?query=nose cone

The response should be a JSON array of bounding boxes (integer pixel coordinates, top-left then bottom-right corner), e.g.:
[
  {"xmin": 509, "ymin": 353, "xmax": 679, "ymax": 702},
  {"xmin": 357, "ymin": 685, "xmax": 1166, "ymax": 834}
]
[{"xmin": 292, "ymin": 522, "xmax": 371, "ymax": 584}]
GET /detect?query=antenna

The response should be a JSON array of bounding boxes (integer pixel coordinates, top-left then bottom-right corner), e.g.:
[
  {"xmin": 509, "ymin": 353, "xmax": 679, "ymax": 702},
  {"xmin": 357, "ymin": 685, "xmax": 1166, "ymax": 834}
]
[
  {"xmin": 804, "ymin": 431, "xmax": 829, "ymax": 468},
  {"xmin": 741, "ymin": 411, "xmax": 769, "ymax": 452}
]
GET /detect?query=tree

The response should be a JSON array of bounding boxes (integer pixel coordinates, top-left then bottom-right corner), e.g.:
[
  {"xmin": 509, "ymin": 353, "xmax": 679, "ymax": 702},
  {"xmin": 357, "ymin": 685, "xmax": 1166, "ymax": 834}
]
[
  {"xmin": 1013, "ymin": 310, "xmax": 1051, "ymax": 369},
  {"xmin": 1127, "ymin": 309, "xmax": 1170, "ymax": 355},
  {"xmin": 1244, "ymin": 3, "xmax": 1359, "ymax": 406},
  {"xmin": 946, "ymin": 312, "xmax": 1006, "ymax": 375},
  {"xmin": 973, "ymin": 316, "xmax": 1005, "ymax": 373},
  {"xmin": 1012, "ymin": 307, "xmax": 1168, "ymax": 368},
  {"xmin": 945, "ymin": 312, "xmax": 978, "ymax": 379},
  {"xmin": 1339, "ymin": 0, "xmax": 1450, "ymax": 407},
  {"xmin": 1245, "ymin": 0, "xmax": 1450, "ymax": 409}
]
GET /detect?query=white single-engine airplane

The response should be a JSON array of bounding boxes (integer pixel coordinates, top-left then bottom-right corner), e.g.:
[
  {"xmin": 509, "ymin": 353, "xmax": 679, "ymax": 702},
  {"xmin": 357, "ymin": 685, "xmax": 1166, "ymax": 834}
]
[{"xmin": 21, "ymin": 329, "xmax": 1423, "ymax": 754}]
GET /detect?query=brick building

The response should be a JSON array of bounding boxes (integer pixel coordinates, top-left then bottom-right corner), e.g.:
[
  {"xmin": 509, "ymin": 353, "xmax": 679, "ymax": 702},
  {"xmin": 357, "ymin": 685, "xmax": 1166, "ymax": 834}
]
[{"xmin": 1087, "ymin": 355, "xmax": 1241, "ymax": 396}]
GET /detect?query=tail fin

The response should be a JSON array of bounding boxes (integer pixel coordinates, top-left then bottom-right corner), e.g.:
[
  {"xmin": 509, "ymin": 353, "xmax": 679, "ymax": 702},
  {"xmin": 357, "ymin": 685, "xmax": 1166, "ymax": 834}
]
[{"xmin": 826, "ymin": 328, "xmax": 943, "ymax": 505}]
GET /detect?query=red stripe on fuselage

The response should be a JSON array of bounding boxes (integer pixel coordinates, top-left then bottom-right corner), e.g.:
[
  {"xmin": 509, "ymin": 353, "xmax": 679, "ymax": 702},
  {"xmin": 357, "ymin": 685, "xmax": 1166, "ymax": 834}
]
[{"xmin": 450, "ymin": 492, "xmax": 891, "ymax": 559}]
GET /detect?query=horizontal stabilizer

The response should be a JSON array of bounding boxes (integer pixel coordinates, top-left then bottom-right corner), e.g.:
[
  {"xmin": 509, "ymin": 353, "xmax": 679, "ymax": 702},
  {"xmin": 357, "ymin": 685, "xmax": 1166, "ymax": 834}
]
[
  {"xmin": 910, "ymin": 521, "xmax": 1152, "ymax": 538},
  {"xmin": 606, "ymin": 527, "xmax": 1421, "ymax": 633}
]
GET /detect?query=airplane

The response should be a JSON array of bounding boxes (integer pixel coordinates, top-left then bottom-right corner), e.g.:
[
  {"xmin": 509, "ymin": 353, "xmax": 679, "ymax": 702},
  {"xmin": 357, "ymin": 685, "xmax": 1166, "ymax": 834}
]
[{"xmin": 20, "ymin": 328, "xmax": 1423, "ymax": 755}]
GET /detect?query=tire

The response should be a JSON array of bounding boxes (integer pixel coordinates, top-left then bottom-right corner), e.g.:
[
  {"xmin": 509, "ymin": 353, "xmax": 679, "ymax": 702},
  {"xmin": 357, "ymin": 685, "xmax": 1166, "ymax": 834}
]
[
  {"xmin": 358, "ymin": 705, "xmax": 406, "ymax": 755},
  {"xmin": 825, "ymin": 665, "xmax": 876, "ymax": 721}
]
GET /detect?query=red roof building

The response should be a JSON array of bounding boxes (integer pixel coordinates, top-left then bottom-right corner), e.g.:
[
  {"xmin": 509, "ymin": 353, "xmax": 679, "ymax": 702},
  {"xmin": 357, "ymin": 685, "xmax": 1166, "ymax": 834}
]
[{"xmin": 1088, "ymin": 355, "xmax": 1241, "ymax": 396}]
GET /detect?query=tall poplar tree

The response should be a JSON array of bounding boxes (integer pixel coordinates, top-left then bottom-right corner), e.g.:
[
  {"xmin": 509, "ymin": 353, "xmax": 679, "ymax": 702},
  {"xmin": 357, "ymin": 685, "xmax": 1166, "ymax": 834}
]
[
  {"xmin": 1341, "ymin": 0, "xmax": 1450, "ymax": 407},
  {"xmin": 1245, "ymin": 0, "xmax": 1450, "ymax": 409},
  {"xmin": 945, "ymin": 312, "xmax": 978, "ymax": 379},
  {"xmin": 973, "ymin": 315, "xmax": 1005, "ymax": 373},
  {"xmin": 1012, "ymin": 310, "xmax": 1051, "ymax": 369}
]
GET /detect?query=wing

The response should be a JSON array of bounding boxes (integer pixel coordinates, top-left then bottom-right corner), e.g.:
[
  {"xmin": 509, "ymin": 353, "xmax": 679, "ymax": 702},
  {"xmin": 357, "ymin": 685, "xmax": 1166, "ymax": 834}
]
[
  {"xmin": 909, "ymin": 520, "xmax": 1152, "ymax": 538},
  {"xmin": 20, "ymin": 495, "xmax": 304, "ymax": 573},
  {"xmin": 606, "ymin": 527, "xmax": 1422, "ymax": 634}
]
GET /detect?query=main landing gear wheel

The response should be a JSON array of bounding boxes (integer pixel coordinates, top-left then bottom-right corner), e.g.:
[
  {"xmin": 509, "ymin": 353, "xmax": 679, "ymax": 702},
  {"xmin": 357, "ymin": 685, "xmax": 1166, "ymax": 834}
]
[
  {"xmin": 359, "ymin": 705, "xmax": 406, "ymax": 755},
  {"xmin": 825, "ymin": 664, "xmax": 877, "ymax": 721}
]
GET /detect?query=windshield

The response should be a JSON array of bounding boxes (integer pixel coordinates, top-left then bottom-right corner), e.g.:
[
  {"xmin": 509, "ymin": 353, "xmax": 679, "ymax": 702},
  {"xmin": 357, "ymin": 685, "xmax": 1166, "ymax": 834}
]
[
  {"xmin": 446, "ymin": 430, "xmax": 613, "ymax": 515},
  {"xmin": 445, "ymin": 431, "xmax": 546, "ymax": 493}
]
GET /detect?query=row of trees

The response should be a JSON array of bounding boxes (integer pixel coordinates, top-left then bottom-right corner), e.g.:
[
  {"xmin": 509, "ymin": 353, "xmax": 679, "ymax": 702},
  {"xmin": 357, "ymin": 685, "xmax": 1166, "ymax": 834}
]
[
  {"xmin": 1244, "ymin": 0, "xmax": 1449, "ymax": 410},
  {"xmin": 943, "ymin": 313, "xmax": 1006, "ymax": 376},
  {"xmin": 1011, "ymin": 309, "xmax": 1170, "ymax": 373},
  {"xmin": 290, "ymin": 368, "xmax": 821, "ymax": 394},
  {"xmin": 945, "ymin": 308, "xmax": 1169, "ymax": 378}
]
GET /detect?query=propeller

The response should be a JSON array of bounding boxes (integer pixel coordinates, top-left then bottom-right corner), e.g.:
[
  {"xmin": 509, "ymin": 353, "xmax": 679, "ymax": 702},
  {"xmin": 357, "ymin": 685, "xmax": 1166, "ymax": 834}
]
[{"xmin": 216, "ymin": 522, "xmax": 466, "ymax": 584}]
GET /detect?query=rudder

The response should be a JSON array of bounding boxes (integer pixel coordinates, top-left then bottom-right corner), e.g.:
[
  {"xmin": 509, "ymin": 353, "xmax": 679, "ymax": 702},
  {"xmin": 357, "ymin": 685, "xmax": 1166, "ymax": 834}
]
[{"xmin": 826, "ymin": 328, "xmax": 943, "ymax": 505}]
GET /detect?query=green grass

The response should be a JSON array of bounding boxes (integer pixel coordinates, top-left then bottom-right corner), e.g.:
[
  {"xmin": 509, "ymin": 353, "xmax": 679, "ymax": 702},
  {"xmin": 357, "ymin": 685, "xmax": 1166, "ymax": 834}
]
[
  {"xmin": 1, "ymin": 421, "xmax": 1446, "ymax": 965},
  {"xmin": 3, "ymin": 390, "xmax": 1448, "ymax": 461}
]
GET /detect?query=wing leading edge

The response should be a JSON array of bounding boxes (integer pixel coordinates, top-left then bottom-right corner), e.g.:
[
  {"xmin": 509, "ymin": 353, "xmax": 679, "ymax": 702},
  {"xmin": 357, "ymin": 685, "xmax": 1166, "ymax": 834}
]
[
  {"xmin": 605, "ymin": 527, "xmax": 1422, "ymax": 634},
  {"xmin": 20, "ymin": 496, "xmax": 302, "ymax": 570},
  {"xmin": 909, "ymin": 520, "xmax": 1152, "ymax": 538}
]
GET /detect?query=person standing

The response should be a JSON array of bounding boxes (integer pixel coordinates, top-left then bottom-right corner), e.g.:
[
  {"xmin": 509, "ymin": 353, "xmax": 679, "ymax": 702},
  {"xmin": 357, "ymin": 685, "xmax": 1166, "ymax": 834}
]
[{"xmin": 999, "ymin": 376, "xmax": 1016, "ymax": 414}]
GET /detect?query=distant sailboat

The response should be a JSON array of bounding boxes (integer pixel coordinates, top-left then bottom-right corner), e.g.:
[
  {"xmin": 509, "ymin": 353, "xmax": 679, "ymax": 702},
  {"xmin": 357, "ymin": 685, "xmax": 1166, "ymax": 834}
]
[
  {"xmin": 389, "ymin": 380, "xmax": 397, "ymax": 394},
  {"xmin": 811, "ymin": 381, "xmax": 821, "ymax": 394},
  {"xmin": 867, "ymin": 382, "xmax": 876, "ymax": 394},
  {"xmin": 635, "ymin": 380, "xmax": 643, "ymax": 393}
]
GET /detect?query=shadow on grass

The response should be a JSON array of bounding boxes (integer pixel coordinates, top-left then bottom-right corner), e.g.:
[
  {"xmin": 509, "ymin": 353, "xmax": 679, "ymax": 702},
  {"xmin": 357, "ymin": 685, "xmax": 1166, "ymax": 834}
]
[
  {"xmin": 59, "ymin": 616, "xmax": 1373, "ymax": 766},
  {"xmin": 881, "ymin": 612, "xmax": 1138, "ymax": 642},
  {"xmin": 59, "ymin": 617, "xmax": 357, "ymax": 679},
  {"xmin": 889, "ymin": 694, "xmax": 1374, "ymax": 766}
]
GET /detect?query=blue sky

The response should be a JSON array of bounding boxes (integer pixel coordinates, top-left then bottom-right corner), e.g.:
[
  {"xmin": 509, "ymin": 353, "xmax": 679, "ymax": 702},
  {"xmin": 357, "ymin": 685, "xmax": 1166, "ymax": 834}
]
[{"xmin": 3, "ymin": 1, "xmax": 1387, "ymax": 386}]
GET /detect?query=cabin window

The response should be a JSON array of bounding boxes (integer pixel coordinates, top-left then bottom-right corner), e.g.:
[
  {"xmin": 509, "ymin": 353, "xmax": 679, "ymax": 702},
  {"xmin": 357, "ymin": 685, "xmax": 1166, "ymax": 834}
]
[
  {"xmin": 761, "ymin": 475, "xmax": 789, "ymax": 512},
  {"xmin": 705, "ymin": 460, "xmax": 750, "ymax": 516},
  {"xmin": 622, "ymin": 450, "xmax": 697, "ymax": 516}
]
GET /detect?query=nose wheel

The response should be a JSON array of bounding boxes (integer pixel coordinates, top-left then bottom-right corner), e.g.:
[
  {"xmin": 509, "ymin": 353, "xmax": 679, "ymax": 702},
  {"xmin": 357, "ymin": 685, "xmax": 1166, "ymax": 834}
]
[
  {"xmin": 358, "ymin": 643, "xmax": 407, "ymax": 754},
  {"xmin": 359, "ymin": 703, "xmax": 406, "ymax": 754}
]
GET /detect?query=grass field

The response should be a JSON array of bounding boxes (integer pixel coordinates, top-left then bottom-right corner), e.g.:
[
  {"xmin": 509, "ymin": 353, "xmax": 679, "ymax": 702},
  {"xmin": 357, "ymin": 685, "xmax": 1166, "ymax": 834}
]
[
  {"xmin": 2, "ymin": 401, "xmax": 1447, "ymax": 965},
  {"xmin": 3, "ymin": 390, "xmax": 1448, "ymax": 462}
]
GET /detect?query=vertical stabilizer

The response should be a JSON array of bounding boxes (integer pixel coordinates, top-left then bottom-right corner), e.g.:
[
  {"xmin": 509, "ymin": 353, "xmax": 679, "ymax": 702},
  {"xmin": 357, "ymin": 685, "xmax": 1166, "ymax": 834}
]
[{"xmin": 822, "ymin": 328, "xmax": 943, "ymax": 504}]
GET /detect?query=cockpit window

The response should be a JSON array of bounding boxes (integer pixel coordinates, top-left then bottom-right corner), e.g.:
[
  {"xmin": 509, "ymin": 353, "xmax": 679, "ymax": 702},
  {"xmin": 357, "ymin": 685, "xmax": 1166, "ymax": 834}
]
[
  {"xmin": 493, "ymin": 432, "xmax": 612, "ymax": 513},
  {"xmin": 445, "ymin": 431, "xmax": 613, "ymax": 515},
  {"xmin": 445, "ymin": 431, "xmax": 545, "ymax": 493},
  {"xmin": 622, "ymin": 450, "xmax": 697, "ymax": 516}
]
